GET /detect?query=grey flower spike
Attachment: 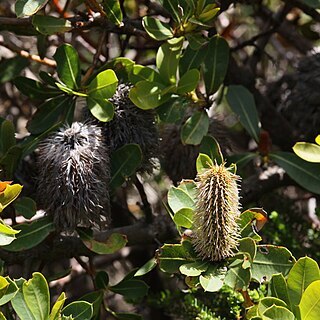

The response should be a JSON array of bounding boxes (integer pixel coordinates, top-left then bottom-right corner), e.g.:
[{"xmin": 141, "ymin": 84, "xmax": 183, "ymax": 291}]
[
  {"xmin": 192, "ymin": 163, "xmax": 241, "ymax": 261},
  {"xmin": 87, "ymin": 83, "xmax": 159, "ymax": 174},
  {"xmin": 37, "ymin": 122, "xmax": 110, "ymax": 232}
]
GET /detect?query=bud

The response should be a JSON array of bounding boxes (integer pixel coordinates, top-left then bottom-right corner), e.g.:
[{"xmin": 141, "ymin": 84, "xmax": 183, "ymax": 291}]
[
  {"xmin": 192, "ymin": 163, "xmax": 241, "ymax": 261},
  {"xmin": 36, "ymin": 122, "xmax": 110, "ymax": 231}
]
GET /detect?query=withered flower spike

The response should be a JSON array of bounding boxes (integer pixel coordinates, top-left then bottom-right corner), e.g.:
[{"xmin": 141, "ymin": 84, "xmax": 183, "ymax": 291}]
[{"xmin": 37, "ymin": 122, "xmax": 110, "ymax": 232}]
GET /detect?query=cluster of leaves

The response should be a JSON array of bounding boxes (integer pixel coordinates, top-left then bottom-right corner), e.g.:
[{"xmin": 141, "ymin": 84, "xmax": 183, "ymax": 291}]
[{"xmin": 0, "ymin": 270, "xmax": 149, "ymax": 320}]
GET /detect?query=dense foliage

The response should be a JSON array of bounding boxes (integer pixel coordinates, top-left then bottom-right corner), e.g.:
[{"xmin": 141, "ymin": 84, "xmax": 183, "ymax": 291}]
[{"xmin": 0, "ymin": 0, "xmax": 320, "ymax": 319}]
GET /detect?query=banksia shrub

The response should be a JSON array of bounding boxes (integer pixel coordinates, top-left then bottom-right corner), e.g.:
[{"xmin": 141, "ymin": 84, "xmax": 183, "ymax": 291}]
[
  {"xmin": 192, "ymin": 163, "xmax": 241, "ymax": 261},
  {"xmin": 88, "ymin": 83, "xmax": 159, "ymax": 174},
  {"xmin": 36, "ymin": 122, "xmax": 110, "ymax": 231}
]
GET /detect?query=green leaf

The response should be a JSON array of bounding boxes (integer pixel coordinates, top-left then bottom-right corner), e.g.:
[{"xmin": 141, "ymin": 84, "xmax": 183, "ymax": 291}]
[
  {"xmin": 142, "ymin": 16, "xmax": 173, "ymax": 41},
  {"xmin": 293, "ymin": 142, "xmax": 320, "ymax": 163},
  {"xmin": 0, "ymin": 277, "xmax": 9, "ymax": 300},
  {"xmin": 15, "ymin": 0, "xmax": 49, "ymax": 17},
  {"xmin": 199, "ymin": 135, "xmax": 224, "ymax": 164},
  {"xmin": 3, "ymin": 216, "xmax": 55, "ymax": 252},
  {"xmin": 11, "ymin": 278, "xmax": 36, "ymax": 320},
  {"xmin": 251, "ymin": 245, "xmax": 295, "ymax": 282},
  {"xmin": 173, "ymin": 208, "xmax": 194, "ymax": 228},
  {"xmin": 301, "ymin": 0, "xmax": 320, "ymax": 8},
  {"xmin": 156, "ymin": 38, "xmax": 184, "ymax": 84},
  {"xmin": 13, "ymin": 197, "xmax": 37, "ymax": 219},
  {"xmin": 177, "ymin": 180, "xmax": 197, "ymax": 200},
  {"xmin": 95, "ymin": 271, "xmax": 109, "ymax": 290},
  {"xmin": 180, "ymin": 111, "xmax": 209, "ymax": 145},
  {"xmin": 53, "ymin": 44, "xmax": 81, "ymax": 89},
  {"xmin": 87, "ymin": 97, "xmax": 114, "ymax": 122},
  {"xmin": 0, "ymin": 277, "xmax": 19, "ymax": 306},
  {"xmin": 179, "ymin": 261, "xmax": 209, "ymax": 277},
  {"xmin": 227, "ymin": 152, "xmax": 257, "ymax": 168},
  {"xmin": 0, "ymin": 57, "xmax": 29, "ymax": 84},
  {"xmin": 87, "ymin": 69, "xmax": 118, "ymax": 99},
  {"xmin": 270, "ymin": 152, "xmax": 320, "ymax": 195},
  {"xmin": 262, "ymin": 305, "xmax": 295, "ymax": 320},
  {"xmin": 0, "ymin": 146, "xmax": 23, "ymax": 179},
  {"xmin": 0, "ymin": 120, "xmax": 16, "ymax": 156},
  {"xmin": 199, "ymin": 265, "xmax": 226, "ymax": 292},
  {"xmin": 14, "ymin": 77, "xmax": 61, "ymax": 100},
  {"xmin": 129, "ymin": 65, "xmax": 163, "ymax": 85},
  {"xmin": 39, "ymin": 71, "xmax": 59, "ymax": 87},
  {"xmin": 238, "ymin": 237, "xmax": 256, "ymax": 261},
  {"xmin": 134, "ymin": 258, "xmax": 157, "ymax": 277},
  {"xmin": 156, "ymin": 98, "xmax": 185, "ymax": 123},
  {"xmin": 226, "ymin": 85, "xmax": 260, "ymax": 142},
  {"xmin": 316, "ymin": 135, "xmax": 320, "ymax": 145},
  {"xmin": 27, "ymin": 95, "xmax": 73, "ymax": 134},
  {"xmin": 299, "ymin": 280, "xmax": 320, "ymax": 320},
  {"xmin": 180, "ymin": 45, "xmax": 206, "ymax": 75},
  {"xmin": 185, "ymin": 33, "xmax": 207, "ymax": 50},
  {"xmin": 0, "ymin": 183, "xmax": 22, "ymax": 212},
  {"xmin": 50, "ymin": 292, "xmax": 66, "ymax": 320},
  {"xmin": 196, "ymin": 153, "xmax": 213, "ymax": 173},
  {"xmin": 62, "ymin": 301, "xmax": 93, "ymax": 320},
  {"xmin": 239, "ymin": 208, "xmax": 268, "ymax": 239},
  {"xmin": 270, "ymin": 273, "xmax": 291, "ymax": 307},
  {"xmin": 256, "ymin": 297, "xmax": 290, "ymax": 316},
  {"xmin": 202, "ymin": 36, "xmax": 229, "ymax": 95},
  {"xmin": 158, "ymin": 242, "xmax": 198, "ymax": 273},
  {"xmin": 129, "ymin": 81, "xmax": 167, "ymax": 110},
  {"xmin": 0, "ymin": 221, "xmax": 20, "ymax": 236},
  {"xmin": 110, "ymin": 144, "xmax": 142, "ymax": 189},
  {"xmin": 177, "ymin": 69, "xmax": 200, "ymax": 94},
  {"xmin": 224, "ymin": 258, "xmax": 251, "ymax": 290},
  {"xmin": 80, "ymin": 291, "xmax": 103, "ymax": 319},
  {"xmin": 23, "ymin": 272, "xmax": 50, "ymax": 320},
  {"xmin": 110, "ymin": 279, "xmax": 149, "ymax": 300},
  {"xmin": 78, "ymin": 230, "xmax": 127, "ymax": 254},
  {"xmin": 32, "ymin": 15, "xmax": 72, "ymax": 35},
  {"xmin": 163, "ymin": 0, "xmax": 194, "ymax": 22},
  {"xmin": 167, "ymin": 186, "xmax": 195, "ymax": 213},
  {"xmin": 198, "ymin": 4, "xmax": 220, "ymax": 23},
  {"xmin": 287, "ymin": 257, "xmax": 320, "ymax": 314},
  {"xmin": 0, "ymin": 232, "xmax": 16, "ymax": 246},
  {"xmin": 102, "ymin": 0, "xmax": 123, "ymax": 25}
]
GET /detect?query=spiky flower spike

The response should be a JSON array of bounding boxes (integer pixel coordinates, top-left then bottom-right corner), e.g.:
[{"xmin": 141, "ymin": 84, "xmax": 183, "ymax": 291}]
[
  {"xmin": 192, "ymin": 163, "xmax": 241, "ymax": 261},
  {"xmin": 37, "ymin": 122, "xmax": 110, "ymax": 232},
  {"xmin": 87, "ymin": 83, "xmax": 159, "ymax": 173}
]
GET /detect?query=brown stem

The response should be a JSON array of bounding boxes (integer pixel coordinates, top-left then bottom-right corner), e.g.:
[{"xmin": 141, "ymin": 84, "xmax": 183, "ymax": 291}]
[
  {"xmin": 134, "ymin": 176, "xmax": 153, "ymax": 223},
  {"xmin": 0, "ymin": 41, "xmax": 56, "ymax": 68},
  {"xmin": 81, "ymin": 29, "xmax": 107, "ymax": 85}
]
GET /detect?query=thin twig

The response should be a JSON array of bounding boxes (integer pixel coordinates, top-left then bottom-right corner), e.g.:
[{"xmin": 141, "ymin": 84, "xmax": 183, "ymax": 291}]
[
  {"xmin": 81, "ymin": 29, "xmax": 107, "ymax": 85},
  {"xmin": 0, "ymin": 41, "xmax": 57, "ymax": 67},
  {"xmin": 134, "ymin": 176, "xmax": 153, "ymax": 223}
]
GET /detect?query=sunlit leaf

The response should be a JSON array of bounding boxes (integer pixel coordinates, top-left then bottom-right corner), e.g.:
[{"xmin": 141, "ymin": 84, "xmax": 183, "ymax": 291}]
[
  {"xmin": 293, "ymin": 142, "xmax": 320, "ymax": 163},
  {"xmin": 142, "ymin": 16, "xmax": 173, "ymax": 41},
  {"xmin": 15, "ymin": 0, "xmax": 49, "ymax": 17}
]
